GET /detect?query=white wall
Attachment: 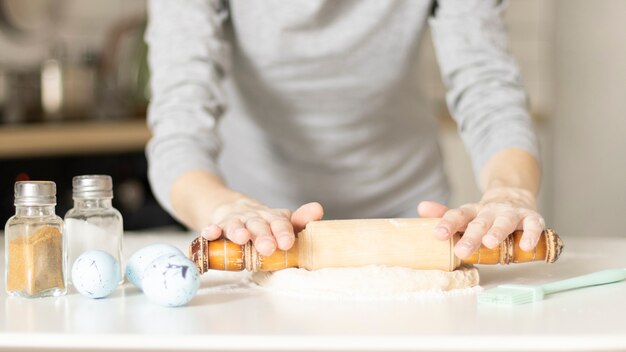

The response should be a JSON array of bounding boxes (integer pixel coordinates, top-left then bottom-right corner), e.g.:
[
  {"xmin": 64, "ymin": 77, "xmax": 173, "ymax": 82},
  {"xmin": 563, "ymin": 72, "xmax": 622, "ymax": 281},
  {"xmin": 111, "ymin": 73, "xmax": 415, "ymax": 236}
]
[{"xmin": 552, "ymin": 0, "xmax": 626, "ymax": 237}]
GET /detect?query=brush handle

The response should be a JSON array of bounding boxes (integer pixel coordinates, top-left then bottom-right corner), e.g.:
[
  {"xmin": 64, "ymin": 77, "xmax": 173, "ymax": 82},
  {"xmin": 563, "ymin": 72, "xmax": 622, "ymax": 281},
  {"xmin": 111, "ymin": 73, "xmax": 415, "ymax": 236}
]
[
  {"xmin": 540, "ymin": 269, "xmax": 626, "ymax": 295},
  {"xmin": 189, "ymin": 218, "xmax": 563, "ymax": 273}
]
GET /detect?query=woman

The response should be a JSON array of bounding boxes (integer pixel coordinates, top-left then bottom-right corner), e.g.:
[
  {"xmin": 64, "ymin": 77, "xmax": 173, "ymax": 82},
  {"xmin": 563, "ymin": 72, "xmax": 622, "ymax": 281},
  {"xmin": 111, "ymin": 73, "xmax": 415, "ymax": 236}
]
[{"xmin": 146, "ymin": 0, "xmax": 544, "ymax": 260}]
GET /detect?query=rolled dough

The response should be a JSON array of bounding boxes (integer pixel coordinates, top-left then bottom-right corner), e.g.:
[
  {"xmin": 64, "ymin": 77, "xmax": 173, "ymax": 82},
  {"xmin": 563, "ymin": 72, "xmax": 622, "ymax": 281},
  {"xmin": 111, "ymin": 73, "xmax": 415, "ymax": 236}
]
[{"xmin": 251, "ymin": 265, "xmax": 480, "ymax": 300}]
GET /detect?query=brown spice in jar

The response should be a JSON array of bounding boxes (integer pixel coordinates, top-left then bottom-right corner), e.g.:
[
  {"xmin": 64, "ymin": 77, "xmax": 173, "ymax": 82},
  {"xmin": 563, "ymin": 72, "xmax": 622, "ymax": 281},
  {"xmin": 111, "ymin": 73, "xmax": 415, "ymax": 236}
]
[{"xmin": 7, "ymin": 226, "xmax": 65, "ymax": 295}]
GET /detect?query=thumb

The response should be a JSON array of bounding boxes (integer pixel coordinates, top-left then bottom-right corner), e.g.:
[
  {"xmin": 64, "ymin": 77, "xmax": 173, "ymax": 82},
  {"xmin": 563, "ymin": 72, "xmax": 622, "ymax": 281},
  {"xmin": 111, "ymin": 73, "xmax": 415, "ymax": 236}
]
[
  {"xmin": 417, "ymin": 201, "xmax": 449, "ymax": 218},
  {"xmin": 291, "ymin": 202, "xmax": 324, "ymax": 233}
]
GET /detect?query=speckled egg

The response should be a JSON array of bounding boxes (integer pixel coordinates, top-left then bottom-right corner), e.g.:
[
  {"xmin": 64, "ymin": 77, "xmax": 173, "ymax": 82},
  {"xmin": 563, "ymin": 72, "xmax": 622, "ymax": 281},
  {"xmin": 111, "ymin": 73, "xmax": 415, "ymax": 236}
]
[
  {"xmin": 125, "ymin": 243, "xmax": 184, "ymax": 289},
  {"xmin": 142, "ymin": 254, "xmax": 200, "ymax": 307},
  {"xmin": 72, "ymin": 250, "xmax": 121, "ymax": 299}
]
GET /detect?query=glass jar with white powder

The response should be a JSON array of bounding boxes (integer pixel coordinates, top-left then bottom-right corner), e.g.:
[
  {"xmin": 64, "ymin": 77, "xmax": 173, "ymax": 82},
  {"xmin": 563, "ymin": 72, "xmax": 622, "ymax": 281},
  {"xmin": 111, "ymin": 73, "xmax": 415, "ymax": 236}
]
[{"xmin": 65, "ymin": 175, "xmax": 123, "ymax": 284}]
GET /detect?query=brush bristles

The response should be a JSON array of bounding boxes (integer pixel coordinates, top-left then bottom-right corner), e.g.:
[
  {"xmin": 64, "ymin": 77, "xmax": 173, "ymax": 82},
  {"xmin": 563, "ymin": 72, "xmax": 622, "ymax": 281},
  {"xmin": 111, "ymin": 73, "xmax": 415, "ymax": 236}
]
[{"xmin": 478, "ymin": 285, "xmax": 543, "ymax": 305}]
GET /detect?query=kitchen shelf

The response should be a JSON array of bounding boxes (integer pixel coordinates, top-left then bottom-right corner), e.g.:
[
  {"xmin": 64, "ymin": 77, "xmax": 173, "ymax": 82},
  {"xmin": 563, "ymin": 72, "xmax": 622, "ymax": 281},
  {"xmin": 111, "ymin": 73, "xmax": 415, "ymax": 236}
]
[{"xmin": 0, "ymin": 119, "xmax": 151, "ymax": 159}]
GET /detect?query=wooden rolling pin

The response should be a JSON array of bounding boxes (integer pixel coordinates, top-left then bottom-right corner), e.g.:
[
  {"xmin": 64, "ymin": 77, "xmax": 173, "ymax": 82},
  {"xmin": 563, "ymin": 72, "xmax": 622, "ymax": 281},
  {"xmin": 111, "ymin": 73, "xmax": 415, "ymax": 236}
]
[{"xmin": 189, "ymin": 218, "xmax": 563, "ymax": 273}]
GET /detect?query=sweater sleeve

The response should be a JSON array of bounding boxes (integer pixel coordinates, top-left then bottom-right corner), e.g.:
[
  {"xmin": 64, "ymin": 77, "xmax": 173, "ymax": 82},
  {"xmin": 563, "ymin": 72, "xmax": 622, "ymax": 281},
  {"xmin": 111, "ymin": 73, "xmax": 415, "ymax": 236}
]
[
  {"xmin": 429, "ymin": 0, "xmax": 539, "ymax": 178},
  {"xmin": 145, "ymin": 0, "xmax": 230, "ymax": 215}
]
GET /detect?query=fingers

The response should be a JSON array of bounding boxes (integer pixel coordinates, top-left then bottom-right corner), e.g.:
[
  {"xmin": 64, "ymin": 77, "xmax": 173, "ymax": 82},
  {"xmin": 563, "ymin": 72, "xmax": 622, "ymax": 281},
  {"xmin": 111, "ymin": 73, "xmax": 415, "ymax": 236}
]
[
  {"xmin": 438, "ymin": 201, "xmax": 546, "ymax": 259},
  {"xmin": 270, "ymin": 218, "xmax": 296, "ymax": 250},
  {"xmin": 434, "ymin": 205, "xmax": 478, "ymax": 240},
  {"xmin": 520, "ymin": 215, "xmax": 545, "ymax": 251},
  {"xmin": 482, "ymin": 213, "xmax": 520, "ymax": 249},
  {"xmin": 291, "ymin": 202, "xmax": 324, "ymax": 233},
  {"xmin": 222, "ymin": 217, "xmax": 250, "ymax": 244},
  {"xmin": 417, "ymin": 201, "xmax": 449, "ymax": 218},
  {"xmin": 201, "ymin": 219, "xmax": 250, "ymax": 244},
  {"xmin": 220, "ymin": 212, "xmax": 293, "ymax": 256},
  {"xmin": 201, "ymin": 201, "xmax": 324, "ymax": 257},
  {"xmin": 455, "ymin": 211, "xmax": 495, "ymax": 258},
  {"xmin": 245, "ymin": 217, "xmax": 276, "ymax": 256},
  {"xmin": 200, "ymin": 224, "xmax": 222, "ymax": 240}
]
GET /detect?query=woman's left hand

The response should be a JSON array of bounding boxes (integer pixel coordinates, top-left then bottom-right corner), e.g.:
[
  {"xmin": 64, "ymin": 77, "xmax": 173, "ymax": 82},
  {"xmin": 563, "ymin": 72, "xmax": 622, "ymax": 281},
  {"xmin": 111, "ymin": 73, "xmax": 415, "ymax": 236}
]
[{"xmin": 417, "ymin": 186, "xmax": 545, "ymax": 259}]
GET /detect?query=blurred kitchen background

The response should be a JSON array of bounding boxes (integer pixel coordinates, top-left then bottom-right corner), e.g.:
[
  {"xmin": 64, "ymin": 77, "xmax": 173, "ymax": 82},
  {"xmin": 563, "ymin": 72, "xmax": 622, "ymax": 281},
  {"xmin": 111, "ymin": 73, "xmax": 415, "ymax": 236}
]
[
  {"xmin": 0, "ymin": 0, "xmax": 166, "ymax": 230},
  {"xmin": 0, "ymin": 0, "xmax": 624, "ymax": 236}
]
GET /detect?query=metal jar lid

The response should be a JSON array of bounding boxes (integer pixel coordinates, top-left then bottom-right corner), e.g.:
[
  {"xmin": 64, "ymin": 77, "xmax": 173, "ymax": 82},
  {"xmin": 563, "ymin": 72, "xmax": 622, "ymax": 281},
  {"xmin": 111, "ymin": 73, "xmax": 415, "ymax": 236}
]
[
  {"xmin": 72, "ymin": 175, "xmax": 113, "ymax": 199},
  {"xmin": 14, "ymin": 181, "xmax": 57, "ymax": 206}
]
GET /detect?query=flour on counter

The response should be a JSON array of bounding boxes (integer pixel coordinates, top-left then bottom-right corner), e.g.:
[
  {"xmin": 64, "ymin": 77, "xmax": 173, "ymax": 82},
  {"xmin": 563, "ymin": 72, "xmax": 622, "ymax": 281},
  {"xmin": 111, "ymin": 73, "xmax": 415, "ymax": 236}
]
[{"xmin": 250, "ymin": 265, "xmax": 481, "ymax": 301}]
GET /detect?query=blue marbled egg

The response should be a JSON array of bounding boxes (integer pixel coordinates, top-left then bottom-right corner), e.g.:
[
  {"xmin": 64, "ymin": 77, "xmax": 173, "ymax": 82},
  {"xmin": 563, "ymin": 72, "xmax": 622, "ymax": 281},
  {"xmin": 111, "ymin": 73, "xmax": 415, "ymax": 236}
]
[
  {"xmin": 125, "ymin": 243, "xmax": 184, "ymax": 289},
  {"xmin": 142, "ymin": 254, "xmax": 200, "ymax": 307},
  {"xmin": 72, "ymin": 250, "xmax": 121, "ymax": 299}
]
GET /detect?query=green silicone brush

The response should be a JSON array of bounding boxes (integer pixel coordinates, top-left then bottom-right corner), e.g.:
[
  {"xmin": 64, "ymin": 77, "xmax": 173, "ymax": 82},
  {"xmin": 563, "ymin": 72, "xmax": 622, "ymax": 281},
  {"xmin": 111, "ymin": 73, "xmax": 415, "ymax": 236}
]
[{"xmin": 478, "ymin": 268, "xmax": 626, "ymax": 305}]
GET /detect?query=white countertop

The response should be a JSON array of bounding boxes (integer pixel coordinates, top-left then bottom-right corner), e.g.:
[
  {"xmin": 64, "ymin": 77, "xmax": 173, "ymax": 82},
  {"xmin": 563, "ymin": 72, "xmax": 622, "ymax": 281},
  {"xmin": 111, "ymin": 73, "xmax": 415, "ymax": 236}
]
[{"xmin": 1, "ymin": 232, "xmax": 625, "ymax": 352}]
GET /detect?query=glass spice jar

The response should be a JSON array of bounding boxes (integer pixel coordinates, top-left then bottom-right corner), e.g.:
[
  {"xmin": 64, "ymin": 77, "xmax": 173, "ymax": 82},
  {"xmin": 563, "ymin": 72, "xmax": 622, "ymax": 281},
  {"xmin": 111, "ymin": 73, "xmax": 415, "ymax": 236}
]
[
  {"xmin": 64, "ymin": 175, "xmax": 123, "ymax": 284},
  {"xmin": 4, "ymin": 181, "xmax": 67, "ymax": 298}
]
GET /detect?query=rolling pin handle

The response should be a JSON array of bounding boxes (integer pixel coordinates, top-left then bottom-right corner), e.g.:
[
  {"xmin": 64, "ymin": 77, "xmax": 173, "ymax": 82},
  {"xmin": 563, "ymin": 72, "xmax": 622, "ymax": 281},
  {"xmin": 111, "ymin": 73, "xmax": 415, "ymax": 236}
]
[
  {"xmin": 189, "ymin": 236, "xmax": 209, "ymax": 273},
  {"xmin": 189, "ymin": 236, "xmax": 247, "ymax": 273}
]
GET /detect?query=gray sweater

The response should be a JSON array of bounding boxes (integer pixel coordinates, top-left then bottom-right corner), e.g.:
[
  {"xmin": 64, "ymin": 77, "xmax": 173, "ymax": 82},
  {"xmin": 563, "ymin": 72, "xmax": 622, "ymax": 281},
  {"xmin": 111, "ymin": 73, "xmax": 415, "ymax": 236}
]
[{"xmin": 145, "ymin": 0, "xmax": 538, "ymax": 220}]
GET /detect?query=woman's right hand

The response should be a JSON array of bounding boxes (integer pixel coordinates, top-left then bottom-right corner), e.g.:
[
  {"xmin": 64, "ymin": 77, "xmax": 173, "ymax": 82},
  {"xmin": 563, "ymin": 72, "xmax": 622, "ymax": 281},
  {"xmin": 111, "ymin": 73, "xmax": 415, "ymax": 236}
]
[
  {"xmin": 199, "ymin": 199, "xmax": 324, "ymax": 256},
  {"xmin": 171, "ymin": 171, "xmax": 323, "ymax": 256}
]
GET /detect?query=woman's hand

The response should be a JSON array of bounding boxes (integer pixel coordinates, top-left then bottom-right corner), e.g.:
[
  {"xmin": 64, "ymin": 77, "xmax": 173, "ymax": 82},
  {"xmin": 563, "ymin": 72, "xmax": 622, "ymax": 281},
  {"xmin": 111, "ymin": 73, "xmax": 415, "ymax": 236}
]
[
  {"xmin": 171, "ymin": 171, "xmax": 323, "ymax": 257},
  {"xmin": 418, "ymin": 186, "xmax": 545, "ymax": 259},
  {"xmin": 199, "ymin": 199, "xmax": 324, "ymax": 256}
]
